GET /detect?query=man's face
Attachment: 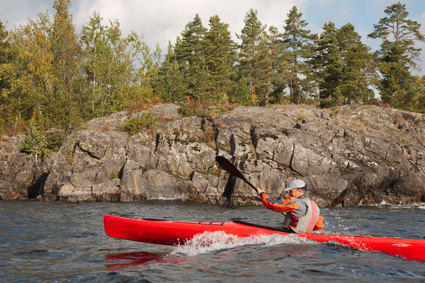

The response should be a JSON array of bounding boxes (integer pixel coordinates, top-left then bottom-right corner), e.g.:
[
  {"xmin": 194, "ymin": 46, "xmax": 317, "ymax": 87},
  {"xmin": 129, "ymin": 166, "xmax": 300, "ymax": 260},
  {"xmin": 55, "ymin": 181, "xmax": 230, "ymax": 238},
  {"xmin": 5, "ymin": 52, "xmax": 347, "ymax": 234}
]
[{"xmin": 289, "ymin": 188, "xmax": 303, "ymax": 198}]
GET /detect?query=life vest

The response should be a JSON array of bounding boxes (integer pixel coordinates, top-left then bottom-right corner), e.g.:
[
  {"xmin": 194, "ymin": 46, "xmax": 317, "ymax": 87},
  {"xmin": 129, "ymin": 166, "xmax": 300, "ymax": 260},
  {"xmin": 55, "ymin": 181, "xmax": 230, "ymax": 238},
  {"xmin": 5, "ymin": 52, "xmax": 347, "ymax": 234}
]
[{"xmin": 283, "ymin": 196, "xmax": 320, "ymax": 234}]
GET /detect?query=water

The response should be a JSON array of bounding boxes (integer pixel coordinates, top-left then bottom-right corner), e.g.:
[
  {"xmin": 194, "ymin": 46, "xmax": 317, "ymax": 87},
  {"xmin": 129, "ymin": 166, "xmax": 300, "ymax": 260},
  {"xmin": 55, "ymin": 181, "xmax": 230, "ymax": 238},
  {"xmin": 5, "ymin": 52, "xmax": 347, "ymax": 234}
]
[{"xmin": 1, "ymin": 200, "xmax": 425, "ymax": 282}]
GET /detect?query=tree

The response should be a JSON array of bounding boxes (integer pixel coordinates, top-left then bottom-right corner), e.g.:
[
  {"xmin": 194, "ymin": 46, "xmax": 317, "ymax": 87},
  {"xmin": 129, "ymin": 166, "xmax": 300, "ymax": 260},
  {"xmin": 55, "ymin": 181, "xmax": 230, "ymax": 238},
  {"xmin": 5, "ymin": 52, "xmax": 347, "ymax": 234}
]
[
  {"xmin": 265, "ymin": 26, "xmax": 286, "ymax": 105},
  {"xmin": 157, "ymin": 41, "xmax": 187, "ymax": 102},
  {"xmin": 203, "ymin": 15, "xmax": 236, "ymax": 103},
  {"xmin": 316, "ymin": 23, "xmax": 376, "ymax": 107},
  {"xmin": 311, "ymin": 21, "xmax": 337, "ymax": 88},
  {"xmin": 48, "ymin": 0, "xmax": 82, "ymax": 129},
  {"xmin": 337, "ymin": 23, "xmax": 375, "ymax": 105},
  {"xmin": 173, "ymin": 14, "xmax": 207, "ymax": 99},
  {"xmin": 319, "ymin": 37, "xmax": 343, "ymax": 106},
  {"xmin": 50, "ymin": 0, "xmax": 80, "ymax": 97},
  {"xmin": 19, "ymin": 122, "xmax": 50, "ymax": 164},
  {"xmin": 368, "ymin": 2, "xmax": 425, "ymax": 108},
  {"xmin": 0, "ymin": 19, "xmax": 16, "ymax": 93},
  {"xmin": 0, "ymin": 19, "xmax": 17, "ymax": 135},
  {"xmin": 282, "ymin": 6, "xmax": 317, "ymax": 104},
  {"xmin": 6, "ymin": 12, "xmax": 57, "ymax": 133},
  {"xmin": 236, "ymin": 9, "xmax": 270, "ymax": 105},
  {"xmin": 81, "ymin": 12, "xmax": 154, "ymax": 117}
]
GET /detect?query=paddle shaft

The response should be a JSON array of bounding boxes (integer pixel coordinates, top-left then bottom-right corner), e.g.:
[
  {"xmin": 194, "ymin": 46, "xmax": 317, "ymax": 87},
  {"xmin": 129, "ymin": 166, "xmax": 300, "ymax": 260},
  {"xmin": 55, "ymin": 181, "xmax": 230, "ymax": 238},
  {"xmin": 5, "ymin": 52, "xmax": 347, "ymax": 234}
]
[{"xmin": 240, "ymin": 176, "xmax": 259, "ymax": 193}]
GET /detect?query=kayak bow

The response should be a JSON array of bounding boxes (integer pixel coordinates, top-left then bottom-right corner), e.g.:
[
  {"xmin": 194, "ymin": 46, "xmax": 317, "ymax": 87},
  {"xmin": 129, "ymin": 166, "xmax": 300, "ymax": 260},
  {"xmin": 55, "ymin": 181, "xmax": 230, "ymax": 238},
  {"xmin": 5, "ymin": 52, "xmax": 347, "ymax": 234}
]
[{"xmin": 104, "ymin": 214, "xmax": 425, "ymax": 261}]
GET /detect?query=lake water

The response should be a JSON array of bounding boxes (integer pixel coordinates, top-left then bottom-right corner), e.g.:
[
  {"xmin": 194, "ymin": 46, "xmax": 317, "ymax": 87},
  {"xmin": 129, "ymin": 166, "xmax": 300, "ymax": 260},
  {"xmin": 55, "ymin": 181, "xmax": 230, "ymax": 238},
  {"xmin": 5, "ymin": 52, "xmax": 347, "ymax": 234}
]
[{"xmin": 1, "ymin": 200, "xmax": 425, "ymax": 282}]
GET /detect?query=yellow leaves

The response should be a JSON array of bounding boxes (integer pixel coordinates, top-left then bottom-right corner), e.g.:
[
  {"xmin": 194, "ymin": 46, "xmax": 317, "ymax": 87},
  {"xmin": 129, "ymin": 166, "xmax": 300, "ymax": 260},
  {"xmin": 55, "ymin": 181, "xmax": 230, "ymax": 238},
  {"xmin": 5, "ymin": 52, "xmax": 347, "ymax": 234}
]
[
  {"xmin": 11, "ymin": 19, "xmax": 58, "ymax": 100},
  {"xmin": 0, "ymin": 63, "xmax": 14, "ymax": 83}
]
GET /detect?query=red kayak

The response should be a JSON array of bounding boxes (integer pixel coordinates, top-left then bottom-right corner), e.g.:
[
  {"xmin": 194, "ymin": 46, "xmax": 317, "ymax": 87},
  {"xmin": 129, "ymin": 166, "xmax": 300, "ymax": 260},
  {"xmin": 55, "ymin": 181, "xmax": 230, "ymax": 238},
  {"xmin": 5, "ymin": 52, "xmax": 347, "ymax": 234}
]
[{"xmin": 104, "ymin": 214, "xmax": 425, "ymax": 261}]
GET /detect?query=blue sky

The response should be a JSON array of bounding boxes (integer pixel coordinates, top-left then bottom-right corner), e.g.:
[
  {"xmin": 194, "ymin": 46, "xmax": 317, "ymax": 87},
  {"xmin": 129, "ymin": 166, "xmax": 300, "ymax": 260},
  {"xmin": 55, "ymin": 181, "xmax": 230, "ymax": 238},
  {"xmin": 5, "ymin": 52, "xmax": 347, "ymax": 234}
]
[{"xmin": 1, "ymin": 0, "xmax": 425, "ymax": 75}]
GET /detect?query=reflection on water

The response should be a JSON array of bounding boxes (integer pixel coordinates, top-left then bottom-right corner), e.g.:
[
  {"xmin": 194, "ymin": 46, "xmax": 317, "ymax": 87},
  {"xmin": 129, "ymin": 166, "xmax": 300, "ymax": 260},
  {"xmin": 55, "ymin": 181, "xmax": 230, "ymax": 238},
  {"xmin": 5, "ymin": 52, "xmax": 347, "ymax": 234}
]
[{"xmin": 1, "ymin": 200, "xmax": 425, "ymax": 282}]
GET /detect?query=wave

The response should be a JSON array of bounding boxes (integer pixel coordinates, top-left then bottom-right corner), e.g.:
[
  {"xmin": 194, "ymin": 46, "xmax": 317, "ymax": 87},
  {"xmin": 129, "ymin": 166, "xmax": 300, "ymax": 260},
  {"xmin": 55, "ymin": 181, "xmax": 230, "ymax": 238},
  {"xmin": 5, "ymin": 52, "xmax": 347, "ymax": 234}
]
[{"xmin": 170, "ymin": 231, "xmax": 315, "ymax": 257}]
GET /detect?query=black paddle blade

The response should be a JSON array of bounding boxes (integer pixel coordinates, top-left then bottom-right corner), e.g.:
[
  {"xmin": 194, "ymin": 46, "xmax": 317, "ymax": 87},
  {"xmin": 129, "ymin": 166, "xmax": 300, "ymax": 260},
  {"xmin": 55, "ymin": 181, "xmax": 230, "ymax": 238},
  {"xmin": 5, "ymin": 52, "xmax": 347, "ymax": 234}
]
[
  {"xmin": 216, "ymin": 156, "xmax": 259, "ymax": 194},
  {"xmin": 215, "ymin": 156, "xmax": 246, "ymax": 181}
]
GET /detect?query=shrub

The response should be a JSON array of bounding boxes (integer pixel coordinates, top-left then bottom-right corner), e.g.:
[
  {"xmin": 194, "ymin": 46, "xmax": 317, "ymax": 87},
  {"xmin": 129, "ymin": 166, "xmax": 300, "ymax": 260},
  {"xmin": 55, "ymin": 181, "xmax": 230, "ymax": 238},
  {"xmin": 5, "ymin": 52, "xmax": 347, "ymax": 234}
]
[
  {"xmin": 178, "ymin": 97, "xmax": 210, "ymax": 117},
  {"xmin": 217, "ymin": 105, "xmax": 228, "ymax": 115},
  {"xmin": 19, "ymin": 123, "xmax": 50, "ymax": 161},
  {"xmin": 46, "ymin": 130, "xmax": 67, "ymax": 152},
  {"xmin": 117, "ymin": 112, "xmax": 158, "ymax": 135}
]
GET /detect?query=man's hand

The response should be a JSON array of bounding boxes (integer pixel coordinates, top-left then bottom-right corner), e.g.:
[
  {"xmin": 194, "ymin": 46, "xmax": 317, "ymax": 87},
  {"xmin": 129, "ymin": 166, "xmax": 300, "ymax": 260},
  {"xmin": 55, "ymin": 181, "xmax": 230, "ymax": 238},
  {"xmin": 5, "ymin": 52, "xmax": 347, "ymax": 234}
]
[{"xmin": 257, "ymin": 188, "xmax": 264, "ymax": 195}]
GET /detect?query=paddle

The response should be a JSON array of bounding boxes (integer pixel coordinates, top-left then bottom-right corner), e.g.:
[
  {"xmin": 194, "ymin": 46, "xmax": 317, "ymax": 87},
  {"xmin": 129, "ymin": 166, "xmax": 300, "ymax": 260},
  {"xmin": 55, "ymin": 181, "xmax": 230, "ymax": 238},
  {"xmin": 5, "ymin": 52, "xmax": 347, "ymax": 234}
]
[{"xmin": 216, "ymin": 156, "xmax": 258, "ymax": 193}]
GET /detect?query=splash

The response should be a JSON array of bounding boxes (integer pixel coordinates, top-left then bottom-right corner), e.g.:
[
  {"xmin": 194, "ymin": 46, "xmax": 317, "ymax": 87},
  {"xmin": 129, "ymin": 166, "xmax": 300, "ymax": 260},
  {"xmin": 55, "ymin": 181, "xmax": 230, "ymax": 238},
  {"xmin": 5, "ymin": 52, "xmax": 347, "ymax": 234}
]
[{"xmin": 170, "ymin": 231, "xmax": 314, "ymax": 257}]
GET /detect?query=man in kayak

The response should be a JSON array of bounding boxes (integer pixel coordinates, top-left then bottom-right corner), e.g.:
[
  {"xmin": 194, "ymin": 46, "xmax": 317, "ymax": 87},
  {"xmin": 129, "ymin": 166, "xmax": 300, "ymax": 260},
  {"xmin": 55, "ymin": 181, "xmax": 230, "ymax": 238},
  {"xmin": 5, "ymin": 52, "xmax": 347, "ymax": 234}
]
[{"xmin": 257, "ymin": 180, "xmax": 323, "ymax": 234}]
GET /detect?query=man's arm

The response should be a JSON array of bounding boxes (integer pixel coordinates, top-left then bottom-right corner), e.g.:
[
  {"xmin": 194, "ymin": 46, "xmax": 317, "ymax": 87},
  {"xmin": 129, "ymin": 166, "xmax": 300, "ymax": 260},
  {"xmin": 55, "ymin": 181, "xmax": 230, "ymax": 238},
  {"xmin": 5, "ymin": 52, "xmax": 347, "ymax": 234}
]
[{"xmin": 257, "ymin": 188, "xmax": 299, "ymax": 213}]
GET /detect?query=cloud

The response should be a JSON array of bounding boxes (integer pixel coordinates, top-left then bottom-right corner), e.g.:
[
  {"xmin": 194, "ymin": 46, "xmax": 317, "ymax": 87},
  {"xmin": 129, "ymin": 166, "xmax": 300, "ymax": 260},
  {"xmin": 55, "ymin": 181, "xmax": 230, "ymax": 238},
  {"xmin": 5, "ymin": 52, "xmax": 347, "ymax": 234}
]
[
  {"xmin": 72, "ymin": 0, "xmax": 306, "ymax": 51},
  {"xmin": 1, "ymin": 0, "xmax": 424, "ymax": 75}
]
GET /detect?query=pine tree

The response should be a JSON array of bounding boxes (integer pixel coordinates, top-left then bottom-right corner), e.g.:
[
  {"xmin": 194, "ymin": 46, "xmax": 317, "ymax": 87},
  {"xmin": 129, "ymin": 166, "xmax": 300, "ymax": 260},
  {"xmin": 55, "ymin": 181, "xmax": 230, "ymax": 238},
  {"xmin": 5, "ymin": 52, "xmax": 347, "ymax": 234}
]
[
  {"xmin": 203, "ymin": 15, "xmax": 236, "ymax": 103},
  {"xmin": 316, "ymin": 23, "xmax": 375, "ymax": 107},
  {"xmin": 319, "ymin": 37, "xmax": 343, "ymax": 107},
  {"xmin": 339, "ymin": 42, "xmax": 375, "ymax": 105},
  {"xmin": 265, "ymin": 26, "xmax": 286, "ymax": 105},
  {"xmin": 379, "ymin": 44, "xmax": 414, "ymax": 108},
  {"xmin": 368, "ymin": 2, "xmax": 425, "ymax": 108},
  {"xmin": 336, "ymin": 23, "xmax": 362, "ymax": 58},
  {"xmin": 160, "ymin": 60, "xmax": 187, "ymax": 102},
  {"xmin": 157, "ymin": 41, "xmax": 187, "ymax": 102},
  {"xmin": 236, "ymin": 9, "xmax": 270, "ymax": 105},
  {"xmin": 282, "ymin": 6, "xmax": 317, "ymax": 104},
  {"xmin": 337, "ymin": 23, "xmax": 375, "ymax": 105},
  {"xmin": 173, "ymin": 14, "xmax": 207, "ymax": 99},
  {"xmin": 311, "ymin": 21, "xmax": 337, "ymax": 84}
]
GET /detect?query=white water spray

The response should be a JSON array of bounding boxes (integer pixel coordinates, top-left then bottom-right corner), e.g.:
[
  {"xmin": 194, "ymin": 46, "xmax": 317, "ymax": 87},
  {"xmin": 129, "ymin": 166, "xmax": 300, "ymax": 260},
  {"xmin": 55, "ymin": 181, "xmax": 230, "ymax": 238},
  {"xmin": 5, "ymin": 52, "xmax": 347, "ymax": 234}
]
[{"xmin": 170, "ymin": 231, "xmax": 315, "ymax": 257}]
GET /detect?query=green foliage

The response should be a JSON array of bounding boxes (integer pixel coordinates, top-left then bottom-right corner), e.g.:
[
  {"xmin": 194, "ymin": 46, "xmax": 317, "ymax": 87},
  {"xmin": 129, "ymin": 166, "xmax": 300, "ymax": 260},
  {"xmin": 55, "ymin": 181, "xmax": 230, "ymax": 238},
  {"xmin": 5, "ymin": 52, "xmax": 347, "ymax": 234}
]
[
  {"xmin": 19, "ymin": 123, "xmax": 50, "ymax": 160},
  {"xmin": 282, "ymin": 6, "xmax": 317, "ymax": 104},
  {"xmin": 236, "ymin": 9, "xmax": 270, "ymax": 105},
  {"xmin": 0, "ymin": 19, "xmax": 16, "ymax": 94},
  {"xmin": 2, "ymin": 2, "xmax": 425, "ymax": 133},
  {"xmin": 217, "ymin": 105, "xmax": 228, "ymax": 115},
  {"xmin": 316, "ymin": 23, "xmax": 376, "ymax": 107},
  {"xmin": 178, "ymin": 97, "xmax": 211, "ymax": 117},
  {"xmin": 234, "ymin": 77, "xmax": 254, "ymax": 105},
  {"xmin": 173, "ymin": 14, "xmax": 207, "ymax": 99},
  {"xmin": 117, "ymin": 112, "xmax": 158, "ymax": 135},
  {"xmin": 203, "ymin": 15, "xmax": 236, "ymax": 103},
  {"xmin": 46, "ymin": 130, "xmax": 67, "ymax": 151},
  {"xmin": 81, "ymin": 12, "xmax": 154, "ymax": 117},
  {"xmin": 368, "ymin": 2, "xmax": 425, "ymax": 109}
]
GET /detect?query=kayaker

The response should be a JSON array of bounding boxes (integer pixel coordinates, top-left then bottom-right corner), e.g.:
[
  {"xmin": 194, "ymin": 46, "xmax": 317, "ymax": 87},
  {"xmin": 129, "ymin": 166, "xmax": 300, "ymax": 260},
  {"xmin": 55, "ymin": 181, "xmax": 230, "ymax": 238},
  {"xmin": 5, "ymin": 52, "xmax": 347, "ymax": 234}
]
[{"xmin": 257, "ymin": 180, "xmax": 323, "ymax": 234}]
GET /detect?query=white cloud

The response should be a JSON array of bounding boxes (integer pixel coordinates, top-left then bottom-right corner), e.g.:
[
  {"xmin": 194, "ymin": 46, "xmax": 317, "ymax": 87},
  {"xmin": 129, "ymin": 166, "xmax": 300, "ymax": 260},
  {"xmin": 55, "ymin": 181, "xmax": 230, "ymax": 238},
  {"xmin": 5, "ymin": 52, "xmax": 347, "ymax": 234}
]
[
  {"xmin": 1, "ymin": 0, "xmax": 424, "ymax": 75},
  {"xmin": 73, "ymin": 0, "xmax": 306, "ymax": 51}
]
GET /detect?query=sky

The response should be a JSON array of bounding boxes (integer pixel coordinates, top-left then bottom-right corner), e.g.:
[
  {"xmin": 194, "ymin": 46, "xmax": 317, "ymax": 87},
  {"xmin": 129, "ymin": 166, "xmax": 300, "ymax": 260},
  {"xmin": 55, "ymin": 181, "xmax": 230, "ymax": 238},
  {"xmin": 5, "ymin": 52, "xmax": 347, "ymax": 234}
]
[{"xmin": 1, "ymin": 0, "xmax": 425, "ymax": 76}]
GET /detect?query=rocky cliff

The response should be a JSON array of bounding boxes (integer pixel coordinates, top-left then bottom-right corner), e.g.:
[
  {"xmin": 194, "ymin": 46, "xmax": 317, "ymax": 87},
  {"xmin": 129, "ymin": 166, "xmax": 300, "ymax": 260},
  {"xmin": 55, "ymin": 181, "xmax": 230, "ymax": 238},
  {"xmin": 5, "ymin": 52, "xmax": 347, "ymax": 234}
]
[{"xmin": 1, "ymin": 104, "xmax": 425, "ymax": 207}]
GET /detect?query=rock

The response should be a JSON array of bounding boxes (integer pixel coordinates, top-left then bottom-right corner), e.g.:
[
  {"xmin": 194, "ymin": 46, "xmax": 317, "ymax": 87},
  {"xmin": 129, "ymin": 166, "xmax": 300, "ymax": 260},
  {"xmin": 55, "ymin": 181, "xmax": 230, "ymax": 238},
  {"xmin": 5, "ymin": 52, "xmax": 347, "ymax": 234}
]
[
  {"xmin": 0, "ymin": 179, "xmax": 27, "ymax": 200},
  {"xmin": 92, "ymin": 180, "xmax": 120, "ymax": 202},
  {"xmin": 58, "ymin": 182, "xmax": 94, "ymax": 202},
  {"xmin": 120, "ymin": 166, "xmax": 187, "ymax": 202},
  {"xmin": 1, "ymin": 103, "xmax": 425, "ymax": 207}
]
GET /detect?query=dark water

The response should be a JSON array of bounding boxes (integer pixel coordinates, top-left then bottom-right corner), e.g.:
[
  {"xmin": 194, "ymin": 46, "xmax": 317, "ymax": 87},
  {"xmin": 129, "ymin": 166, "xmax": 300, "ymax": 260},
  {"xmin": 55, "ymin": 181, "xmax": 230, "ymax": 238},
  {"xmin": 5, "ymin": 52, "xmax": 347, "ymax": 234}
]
[{"xmin": 1, "ymin": 200, "xmax": 425, "ymax": 282}]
